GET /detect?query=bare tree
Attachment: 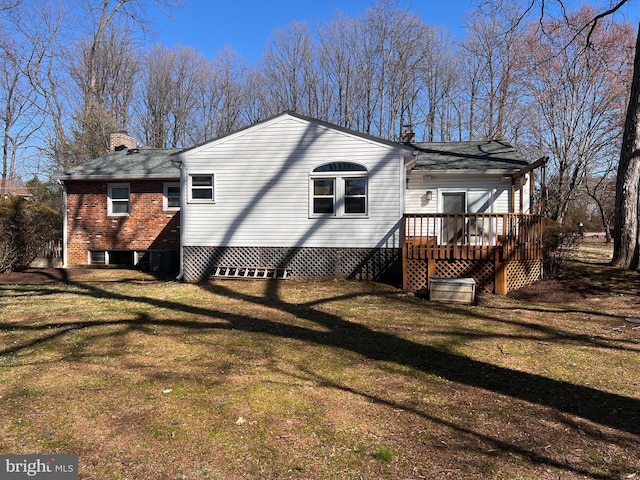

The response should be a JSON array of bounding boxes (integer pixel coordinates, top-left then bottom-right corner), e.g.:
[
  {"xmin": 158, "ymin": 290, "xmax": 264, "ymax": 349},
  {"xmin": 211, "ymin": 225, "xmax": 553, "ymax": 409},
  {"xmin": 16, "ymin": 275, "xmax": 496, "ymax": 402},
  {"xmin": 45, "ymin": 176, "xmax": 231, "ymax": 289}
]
[
  {"xmin": 0, "ymin": 2, "xmax": 48, "ymax": 191},
  {"xmin": 317, "ymin": 14, "xmax": 357, "ymax": 127},
  {"xmin": 0, "ymin": 43, "xmax": 41, "ymax": 194},
  {"xmin": 613, "ymin": 21, "xmax": 640, "ymax": 268},
  {"xmin": 417, "ymin": 27, "xmax": 461, "ymax": 141},
  {"xmin": 585, "ymin": 168, "xmax": 617, "ymax": 243},
  {"xmin": 462, "ymin": 4, "xmax": 527, "ymax": 141},
  {"xmin": 166, "ymin": 46, "xmax": 200, "ymax": 148},
  {"xmin": 479, "ymin": 0, "xmax": 638, "ymax": 269},
  {"xmin": 69, "ymin": 23, "xmax": 139, "ymax": 159},
  {"xmin": 1, "ymin": 0, "xmax": 76, "ymax": 175},
  {"xmin": 207, "ymin": 46, "xmax": 250, "ymax": 139},
  {"xmin": 136, "ymin": 45, "xmax": 176, "ymax": 148},
  {"xmin": 350, "ymin": 0, "xmax": 430, "ymax": 139},
  {"xmin": 135, "ymin": 45, "xmax": 212, "ymax": 148},
  {"xmin": 518, "ymin": 6, "xmax": 634, "ymax": 223},
  {"xmin": 71, "ymin": 0, "xmax": 178, "ymax": 157},
  {"xmin": 262, "ymin": 21, "xmax": 315, "ymax": 116},
  {"xmin": 241, "ymin": 66, "xmax": 269, "ymax": 126}
]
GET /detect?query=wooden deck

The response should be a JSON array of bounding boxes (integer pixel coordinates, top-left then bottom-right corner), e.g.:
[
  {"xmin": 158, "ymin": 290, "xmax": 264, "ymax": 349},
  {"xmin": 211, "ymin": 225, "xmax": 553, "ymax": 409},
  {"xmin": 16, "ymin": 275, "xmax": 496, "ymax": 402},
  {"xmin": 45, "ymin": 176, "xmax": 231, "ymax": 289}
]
[{"xmin": 403, "ymin": 213, "xmax": 546, "ymax": 295}]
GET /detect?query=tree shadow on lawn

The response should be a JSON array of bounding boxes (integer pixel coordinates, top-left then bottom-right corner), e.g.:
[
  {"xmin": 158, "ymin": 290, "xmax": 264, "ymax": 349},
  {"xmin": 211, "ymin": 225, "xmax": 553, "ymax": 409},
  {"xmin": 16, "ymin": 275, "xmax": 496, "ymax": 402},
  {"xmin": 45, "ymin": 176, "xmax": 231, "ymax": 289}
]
[
  {"xmin": 283, "ymin": 365, "xmax": 631, "ymax": 480},
  {"xmin": 199, "ymin": 280, "xmax": 640, "ymax": 436},
  {"xmin": 1, "ymin": 279, "xmax": 639, "ymax": 478}
]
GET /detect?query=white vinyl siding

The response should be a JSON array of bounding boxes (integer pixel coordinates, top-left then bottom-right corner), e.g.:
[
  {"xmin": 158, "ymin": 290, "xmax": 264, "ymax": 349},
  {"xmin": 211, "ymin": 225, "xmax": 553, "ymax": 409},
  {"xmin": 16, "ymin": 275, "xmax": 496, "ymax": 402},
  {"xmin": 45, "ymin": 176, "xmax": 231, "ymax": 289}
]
[
  {"xmin": 404, "ymin": 174, "xmax": 530, "ymax": 214},
  {"xmin": 180, "ymin": 115, "xmax": 407, "ymax": 249}
]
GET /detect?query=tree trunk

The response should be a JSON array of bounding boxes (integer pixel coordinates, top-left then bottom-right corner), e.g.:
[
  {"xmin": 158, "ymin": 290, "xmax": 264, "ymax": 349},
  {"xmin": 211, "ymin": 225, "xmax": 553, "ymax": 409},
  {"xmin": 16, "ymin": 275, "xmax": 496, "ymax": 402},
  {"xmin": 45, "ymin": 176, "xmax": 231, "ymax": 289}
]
[{"xmin": 612, "ymin": 23, "xmax": 640, "ymax": 269}]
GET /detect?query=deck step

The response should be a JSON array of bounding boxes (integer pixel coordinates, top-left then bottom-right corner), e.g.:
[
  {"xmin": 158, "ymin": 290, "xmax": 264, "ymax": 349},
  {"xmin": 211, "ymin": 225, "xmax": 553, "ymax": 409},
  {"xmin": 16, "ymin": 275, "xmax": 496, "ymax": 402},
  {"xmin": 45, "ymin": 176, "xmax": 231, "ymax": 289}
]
[{"xmin": 212, "ymin": 266, "xmax": 290, "ymax": 279}]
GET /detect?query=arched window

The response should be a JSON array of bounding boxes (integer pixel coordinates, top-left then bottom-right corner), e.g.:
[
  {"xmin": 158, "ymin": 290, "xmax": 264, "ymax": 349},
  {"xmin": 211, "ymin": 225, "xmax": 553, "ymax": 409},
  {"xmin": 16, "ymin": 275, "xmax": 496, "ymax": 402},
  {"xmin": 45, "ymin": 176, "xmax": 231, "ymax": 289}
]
[
  {"xmin": 310, "ymin": 162, "xmax": 368, "ymax": 217},
  {"xmin": 312, "ymin": 162, "xmax": 367, "ymax": 173}
]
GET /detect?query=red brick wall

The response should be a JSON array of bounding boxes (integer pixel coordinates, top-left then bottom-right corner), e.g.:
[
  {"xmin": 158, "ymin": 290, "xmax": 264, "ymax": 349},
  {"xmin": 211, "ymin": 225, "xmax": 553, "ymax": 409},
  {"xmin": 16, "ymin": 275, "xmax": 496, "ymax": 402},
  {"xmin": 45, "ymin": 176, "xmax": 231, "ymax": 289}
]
[{"xmin": 65, "ymin": 180, "xmax": 180, "ymax": 266}]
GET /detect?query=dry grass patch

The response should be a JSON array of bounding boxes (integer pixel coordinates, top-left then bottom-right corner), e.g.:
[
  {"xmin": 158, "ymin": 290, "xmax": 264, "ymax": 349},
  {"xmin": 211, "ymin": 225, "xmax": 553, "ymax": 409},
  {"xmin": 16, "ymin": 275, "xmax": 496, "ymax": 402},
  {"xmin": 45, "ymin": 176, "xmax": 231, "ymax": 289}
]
[{"xmin": 1, "ymin": 244, "xmax": 639, "ymax": 479}]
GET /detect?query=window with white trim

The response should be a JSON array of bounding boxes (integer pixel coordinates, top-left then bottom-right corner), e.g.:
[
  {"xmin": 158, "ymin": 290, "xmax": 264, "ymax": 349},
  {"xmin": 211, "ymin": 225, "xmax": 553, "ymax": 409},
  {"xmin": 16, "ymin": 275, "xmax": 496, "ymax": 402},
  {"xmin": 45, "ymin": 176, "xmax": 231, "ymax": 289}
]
[
  {"xmin": 108, "ymin": 183, "xmax": 130, "ymax": 216},
  {"xmin": 188, "ymin": 174, "xmax": 214, "ymax": 202},
  {"xmin": 310, "ymin": 162, "xmax": 368, "ymax": 217},
  {"xmin": 164, "ymin": 182, "xmax": 180, "ymax": 210}
]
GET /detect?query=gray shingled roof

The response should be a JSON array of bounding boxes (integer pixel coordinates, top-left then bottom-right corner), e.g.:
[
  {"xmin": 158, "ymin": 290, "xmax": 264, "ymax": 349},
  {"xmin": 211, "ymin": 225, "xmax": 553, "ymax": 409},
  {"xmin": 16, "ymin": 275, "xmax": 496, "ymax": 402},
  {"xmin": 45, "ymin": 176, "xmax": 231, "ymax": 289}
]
[
  {"xmin": 58, "ymin": 148, "xmax": 180, "ymax": 180},
  {"xmin": 411, "ymin": 140, "xmax": 528, "ymax": 173}
]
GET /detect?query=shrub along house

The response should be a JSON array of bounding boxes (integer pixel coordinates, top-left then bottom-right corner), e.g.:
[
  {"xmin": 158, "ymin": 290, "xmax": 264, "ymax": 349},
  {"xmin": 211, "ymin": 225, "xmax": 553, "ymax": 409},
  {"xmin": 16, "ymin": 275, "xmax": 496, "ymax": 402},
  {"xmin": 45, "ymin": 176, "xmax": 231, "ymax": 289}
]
[{"xmin": 60, "ymin": 112, "xmax": 546, "ymax": 294}]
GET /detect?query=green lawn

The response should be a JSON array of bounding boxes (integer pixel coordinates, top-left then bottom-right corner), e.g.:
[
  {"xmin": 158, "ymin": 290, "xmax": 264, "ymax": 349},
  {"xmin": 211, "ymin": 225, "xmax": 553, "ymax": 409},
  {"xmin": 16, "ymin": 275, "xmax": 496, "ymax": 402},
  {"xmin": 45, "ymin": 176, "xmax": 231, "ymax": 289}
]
[{"xmin": 1, "ymin": 252, "xmax": 639, "ymax": 479}]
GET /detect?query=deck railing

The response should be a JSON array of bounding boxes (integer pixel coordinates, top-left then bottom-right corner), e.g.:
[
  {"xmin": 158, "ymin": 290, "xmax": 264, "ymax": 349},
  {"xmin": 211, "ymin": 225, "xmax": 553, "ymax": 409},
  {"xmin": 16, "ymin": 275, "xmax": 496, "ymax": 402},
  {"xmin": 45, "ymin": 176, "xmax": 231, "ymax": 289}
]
[{"xmin": 403, "ymin": 213, "xmax": 546, "ymax": 262}]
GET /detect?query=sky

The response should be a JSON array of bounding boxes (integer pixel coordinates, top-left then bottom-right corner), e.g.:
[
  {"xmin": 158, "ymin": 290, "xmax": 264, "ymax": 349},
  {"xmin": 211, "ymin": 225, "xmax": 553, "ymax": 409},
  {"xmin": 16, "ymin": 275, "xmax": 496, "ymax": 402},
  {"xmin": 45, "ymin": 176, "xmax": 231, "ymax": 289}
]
[
  {"xmin": 147, "ymin": 0, "xmax": 475, "ymax": 63},
  {"xmin": 147, "ymin": 0, "xmax": 640, "ymax": 63}
]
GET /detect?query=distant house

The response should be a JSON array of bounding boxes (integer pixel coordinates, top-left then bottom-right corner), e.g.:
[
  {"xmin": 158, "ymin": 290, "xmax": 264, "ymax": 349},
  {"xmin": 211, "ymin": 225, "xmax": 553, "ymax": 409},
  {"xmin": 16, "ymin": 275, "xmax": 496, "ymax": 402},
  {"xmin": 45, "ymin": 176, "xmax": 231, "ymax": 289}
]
[
  {"xmin": 58, "ymin": 133, "xmax": 181, "ymax": 272},
  {"xmin": 59, "ymin": 112, "xmax": 546, "ymax": 294},
  {"xmin": 1, "ymin": 181, "xmax": 32, "ymax": 199}
]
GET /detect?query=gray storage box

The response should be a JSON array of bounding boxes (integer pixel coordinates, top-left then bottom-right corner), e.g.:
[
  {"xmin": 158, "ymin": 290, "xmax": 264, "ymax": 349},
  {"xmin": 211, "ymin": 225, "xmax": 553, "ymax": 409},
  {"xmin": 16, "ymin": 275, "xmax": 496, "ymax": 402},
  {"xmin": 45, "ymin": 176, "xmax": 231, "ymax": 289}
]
[{"xmin": 429, "ymin": 277, "xmax": 476, "ymax": 304}]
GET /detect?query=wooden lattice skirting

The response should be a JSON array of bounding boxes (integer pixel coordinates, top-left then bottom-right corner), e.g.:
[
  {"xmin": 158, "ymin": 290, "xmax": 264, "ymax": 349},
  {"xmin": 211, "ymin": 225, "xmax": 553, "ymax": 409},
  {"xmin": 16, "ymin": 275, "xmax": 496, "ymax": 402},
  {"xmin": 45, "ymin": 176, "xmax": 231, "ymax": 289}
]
[
  {"xmin": 404, "ymin": 258, "xmax": 542, "ymax": 294},
  {"xmin": 507, "ymin": 259, "xmax": 544, "ymax": 291},
  {"xmin": 183, "ymin": 246, "xmax": 402, "ymax": 283}
]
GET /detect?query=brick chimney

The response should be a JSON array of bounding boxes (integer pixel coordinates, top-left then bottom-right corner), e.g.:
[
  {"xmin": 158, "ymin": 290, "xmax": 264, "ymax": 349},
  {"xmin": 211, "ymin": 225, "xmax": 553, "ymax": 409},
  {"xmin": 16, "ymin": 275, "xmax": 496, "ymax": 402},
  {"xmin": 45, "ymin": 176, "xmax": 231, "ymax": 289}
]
[
  {"xmin": 109, "ymin": 131, "xmax": 137, "ymax": 152},
  {"xmin": 399, "ymin": 125, "xmax": 416, "ymax": 143}
]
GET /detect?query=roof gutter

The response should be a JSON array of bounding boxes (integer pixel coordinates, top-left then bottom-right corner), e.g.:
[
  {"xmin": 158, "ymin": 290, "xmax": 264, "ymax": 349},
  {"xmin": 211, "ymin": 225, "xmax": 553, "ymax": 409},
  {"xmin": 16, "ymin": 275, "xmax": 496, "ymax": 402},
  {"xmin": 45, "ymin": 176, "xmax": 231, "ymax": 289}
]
[
  {"xmin": 56, "ymin": 174, "xmax": 180, "ymax": 181},
  {"xmin": 410, "ymin": 168, "xmax": 525, "ymax": 176}
]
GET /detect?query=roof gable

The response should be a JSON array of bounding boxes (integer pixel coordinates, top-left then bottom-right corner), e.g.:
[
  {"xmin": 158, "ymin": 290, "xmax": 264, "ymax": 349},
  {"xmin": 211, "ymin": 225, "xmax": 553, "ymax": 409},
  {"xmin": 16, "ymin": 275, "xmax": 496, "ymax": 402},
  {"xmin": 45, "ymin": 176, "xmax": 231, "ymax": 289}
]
[{"xmin": 178, "ymin": 111, "xmax": 414, "ymax": 156}]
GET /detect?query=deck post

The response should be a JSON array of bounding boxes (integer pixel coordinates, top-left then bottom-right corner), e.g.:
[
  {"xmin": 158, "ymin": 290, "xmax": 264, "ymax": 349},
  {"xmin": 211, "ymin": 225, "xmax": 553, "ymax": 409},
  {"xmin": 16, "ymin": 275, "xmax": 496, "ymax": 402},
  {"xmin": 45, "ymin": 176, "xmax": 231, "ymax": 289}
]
[
  {"xmin": 427, "ymin": 258, "xmax": 435, "ymax": 290},
  {"xmin": 495, "ymin": 257, "xmax": 508, "ymax": 295},
  {"xmin": 402, "ymin": 219, "xmax": 408, "ymax": 291}
]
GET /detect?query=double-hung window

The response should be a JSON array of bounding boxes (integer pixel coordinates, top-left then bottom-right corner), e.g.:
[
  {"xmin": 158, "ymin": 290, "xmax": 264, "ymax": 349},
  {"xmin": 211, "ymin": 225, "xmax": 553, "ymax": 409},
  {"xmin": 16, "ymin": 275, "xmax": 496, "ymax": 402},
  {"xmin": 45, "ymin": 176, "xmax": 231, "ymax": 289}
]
[
  {"xmin": 188, "ymin": 174, "xmax": 214, "ymax": 202},
  {"xmin": 164, "ymin": 183, "xmax": 180, "ymax": 210},
  {"xmin": 344, "ymin": 178, "xmax": 367, "ymax": 213},
  {"xmin": 310, "ymin": 162, "xmax": 368, "ymax": 217},
  {"xmin": 312, "ymin": 178, "xmax": 335, "ymax": 214},
  {"xmin": 108, "ymin": 183, "xmax": 130, "ymax": 216}
]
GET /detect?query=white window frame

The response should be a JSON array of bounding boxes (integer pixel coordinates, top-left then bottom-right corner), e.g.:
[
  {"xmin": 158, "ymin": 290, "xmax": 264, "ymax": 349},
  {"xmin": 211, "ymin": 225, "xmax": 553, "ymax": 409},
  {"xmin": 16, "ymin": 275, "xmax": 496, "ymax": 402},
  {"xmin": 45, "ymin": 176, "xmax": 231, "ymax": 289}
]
[
  {"xmin": 311, "ymin": 178, "xmax": 336, "ymax": 216},
  {"xmin": 343, "ymin": 177, "xmax": 368, "ymax": 215},
  {"xmin": 188, "ymin": 174, "xmax": 215, "ymax": 203},
  {"xmin": 163, "ymin": 182, "xmax": 180, "ymax": 211},
  {"xmin": 108, "ymin": 183, "xmax": 130, "ymax": 216},
  {"xmin": 309, "ymin": 163, "xmax": 368, "ymax": 218}
]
